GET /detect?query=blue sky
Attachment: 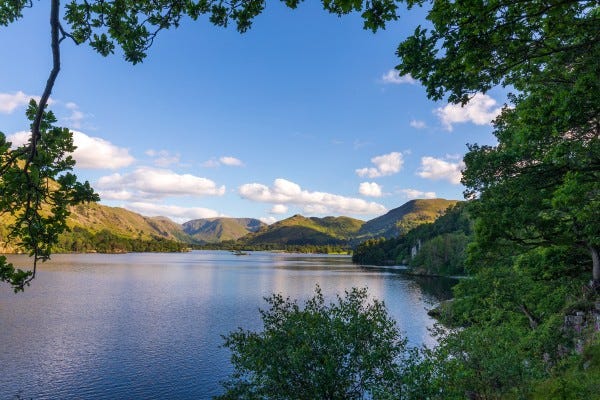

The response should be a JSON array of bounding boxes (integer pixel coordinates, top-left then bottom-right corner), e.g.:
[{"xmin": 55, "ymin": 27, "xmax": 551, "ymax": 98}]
[{"xmin": 0, "ymin": 2, "xmax": 504, "ymax": 224}]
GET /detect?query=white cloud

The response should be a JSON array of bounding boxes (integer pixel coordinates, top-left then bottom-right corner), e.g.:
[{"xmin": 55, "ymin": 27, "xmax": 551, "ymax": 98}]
[
  {"xmin": 417, "ymin": 156, "xmax": 465, "ymax": 184},
  {"xmin": 270, "ymin": 204, "xmax": 288, "ymax": 214},
  {"xmin": 356, "ymin": 152, "xmax": 403, "ymax": 178},
  {"xmin": 399, "ymin": 189, "xmax": 437, "ymax": 199},
  {"xmin": 435, "ymin": 93, "xmax": 502, "ymax": 131},
  {"xmin": 359, "ymin": 182, "xmax": 383, "ymax": 197},
  {"xmin": 146, "ymin": 149, "xmax": 180, "ymax": 167},
  {"xmin": 201, "ymin": 156, "xmax": 244, "ymax": 167},
  {"xmin": 410, "ymin": 119, "xmax": 426, "ymax": 129},
  {"xmin": 381, "ymin": 70, "xmax": 416, "ymax": 85},
  {"xmin": 239, "ymin": 178, "xmax": 386, "ymax": 216},
  {"xmin": 8, "ymin": 130, "xmax": 134, "ymax": 169},
  {"xmin": 260, "ymin": 216, "xmax": 277, "ymax": 225},
  {"xmin": 97, "ymin": 167, "xmax": 226, "ymax": 200},
  {"xmin": 123, "ymin": 202, "xmax": 222, "ymax": 223},
  {"xmin": 0, "ymin": 91, "xmax": 39, "ymax": 114},
  {"xmin": 219, "ymin": 156, "xmax": 244, "ymax": 167},
  {"xmin": 71, "ymin": 131, "xmax": 134, "ymax": 169},
  {"xmin": 6, "ymin": 131, "xmax": 30, "ymax": 147}
]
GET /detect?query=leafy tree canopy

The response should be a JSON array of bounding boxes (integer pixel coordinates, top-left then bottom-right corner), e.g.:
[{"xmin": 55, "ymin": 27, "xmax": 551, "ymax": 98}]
[
  {"xmin": 397, "ymin": 0, "xmax": 599, "ymax": 103},
  {"xmin": 218, "ymin": 286, "xmax": 414, "ymax": 399}
]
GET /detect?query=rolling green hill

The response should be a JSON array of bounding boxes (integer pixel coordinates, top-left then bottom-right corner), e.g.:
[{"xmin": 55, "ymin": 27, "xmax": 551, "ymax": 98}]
[
  {"xmin": 66, "ymin": 203, "xmax": 190, "ymax": 242},
  {"xmin": 357, "ymin": 199, "xmax": 459, "ymax": 239},
  {"xmin": 240, "ymin": 215, "xmax": 365, "ymax": 246},
  {"xmin": 182, "ymin": 218, "xmax": 265, "ymax": 243}
]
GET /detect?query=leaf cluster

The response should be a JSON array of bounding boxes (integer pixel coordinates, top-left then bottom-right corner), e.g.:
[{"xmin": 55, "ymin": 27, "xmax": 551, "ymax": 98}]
[
  {"xmin": 218, "ymin": 286, "xmax": 413, "ymax": 399},
  {"xmin": 0, "ymin": 101, "xmax": 98, "ymax": 292}
]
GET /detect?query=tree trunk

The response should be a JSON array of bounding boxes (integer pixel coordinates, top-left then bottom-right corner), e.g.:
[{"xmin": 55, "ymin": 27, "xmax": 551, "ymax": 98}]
[{"xmin": 590, "ymin": 245, "xmax": 600, "ymax": 289}]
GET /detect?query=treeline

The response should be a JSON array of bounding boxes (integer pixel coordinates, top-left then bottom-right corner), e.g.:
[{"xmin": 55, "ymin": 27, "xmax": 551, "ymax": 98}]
[
  {"xmin": 353, "ymin": 203, "xmax": 472, "ymax": 276},
  {"xmin": 54, "ymin": 227, "xmax": 189, "ymax": 253},
  {"xmin": 197, "ymin": 241, "xmax": 351, "ymax": 254}
]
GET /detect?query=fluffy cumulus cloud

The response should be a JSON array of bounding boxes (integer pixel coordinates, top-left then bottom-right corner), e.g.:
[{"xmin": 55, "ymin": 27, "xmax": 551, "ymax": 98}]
[
  {"xmin": 270, "ymin": 204, "xmax": 288, "ymax": 214},
  {"xmin": 97, "ymin": 167, "xmax": 226, "ymax": 200},
  {"xmin": 123, "ymin": 202, "xmax": 222, "ymax": 223},
  {"xmin": 8, "ymin": 130, "xmax": 134, "ymax": 169},
  {"xmin": 356, "ymin": 152, "xmax": 403, "ymax": 178},
  {"xmin": 0, "ymin": 91, "xmax": 41, "ymax": 114},
  {"xmin": 435, "ymin": 93, "xmax": 503, "ymax": 131},
  {"xmin": 399, "ymin": 188, "xmax": 437, "ymax": 200},
  {"xmin": 381, "ymin": 70, "xmax": 417, "ymax": 85},
  {"xmin": 417, "ymin": 156, "xmax": 465, "ymax": 184},
  {"xmin": 239, "ymin": 178, "xmax": 386, "ymax": 216},
  {"xmin": 358, "ymin": 182, "xmax": 383, "ymax": 197}
]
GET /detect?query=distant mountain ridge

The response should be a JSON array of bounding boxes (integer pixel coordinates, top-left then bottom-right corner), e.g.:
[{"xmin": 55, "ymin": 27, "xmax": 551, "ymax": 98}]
[
  {"xmin": 182, "ymin": 218, "xmax": 265, "ymax": 243},
  {"xmin": 0, "ymin": 199, "xmax": 460, "ymax": 253}
]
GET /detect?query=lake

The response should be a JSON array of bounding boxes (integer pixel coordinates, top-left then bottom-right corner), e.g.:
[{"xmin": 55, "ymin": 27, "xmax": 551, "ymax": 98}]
[{"xmin": 0, "ymin": 251, "xmax": 455, "ymax": 399}]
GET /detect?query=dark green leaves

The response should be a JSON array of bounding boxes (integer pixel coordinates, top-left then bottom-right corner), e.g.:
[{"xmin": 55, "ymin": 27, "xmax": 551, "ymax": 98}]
[{"xmin": 0, "ymin": 0, "xmax": 29, "ymax": 26}]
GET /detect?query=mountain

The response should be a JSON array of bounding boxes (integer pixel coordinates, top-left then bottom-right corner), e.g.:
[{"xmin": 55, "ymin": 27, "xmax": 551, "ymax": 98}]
[
  {"xmin": 66, "ymin": 203, "xmax": 190, "ymax": 242},
  {"xmin": 0, "ymin": 198, "xmax": 461, "ymax": 254},
  {"xmin": 182, "ymin": 218, "xmax": 265, "ymax": 243},
  {"xmin": 357, "ymin": 199, "xmax": 459, "ymax": 239},
  {"xmin": 240, "ymin": 215, "xmax": 365, "ymax": 246}
]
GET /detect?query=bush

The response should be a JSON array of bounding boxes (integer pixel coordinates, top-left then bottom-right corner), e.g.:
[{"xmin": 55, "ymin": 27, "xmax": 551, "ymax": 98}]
[{"xmin": 217, "ymin": 287, "xmax": 413, "ymax": 399}]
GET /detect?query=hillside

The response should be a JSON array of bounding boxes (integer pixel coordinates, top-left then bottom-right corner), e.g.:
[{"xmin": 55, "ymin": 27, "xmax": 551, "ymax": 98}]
[
  {"xmin": 182, "ymin": 218, "xmax": 265, "ymax": 243},
  {"xmin": 0, "ymin": 203, "xmax": 195, "ymax": 254},
  {"xmin": 353, "ymin": 202, "xmax": 472, "ymax": 275},
  {"xmin": 67, "ymin": 203, "xmax": 190, "ymax": 242},
  {"xmin": 357, "ymin": 198, "xmax": 459, "ymax": 239},
  {"xmin": 240, "ymin": 215, "xmax": 364, "ymax": 246}
]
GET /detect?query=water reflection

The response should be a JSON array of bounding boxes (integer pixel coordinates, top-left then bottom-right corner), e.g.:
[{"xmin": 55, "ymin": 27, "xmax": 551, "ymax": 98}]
[{"xmin": 0, "ymin": 251, "xmax": 455, "ymax": 399}]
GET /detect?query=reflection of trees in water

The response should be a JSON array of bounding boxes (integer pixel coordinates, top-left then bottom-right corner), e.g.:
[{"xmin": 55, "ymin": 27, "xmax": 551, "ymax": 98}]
[
  {"xmin": 410, "ymin": 276, "xmax": 458, "ymax": 302},
  {"xmin": 358, "ymin": 266, "xmax": 458, "ymax": 302}
]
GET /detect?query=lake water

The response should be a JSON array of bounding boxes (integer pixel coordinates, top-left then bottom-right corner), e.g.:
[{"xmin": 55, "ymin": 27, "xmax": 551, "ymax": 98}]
[{"xmin": 0, "ymin": 251, "xmax": 455, "ymax": 399}]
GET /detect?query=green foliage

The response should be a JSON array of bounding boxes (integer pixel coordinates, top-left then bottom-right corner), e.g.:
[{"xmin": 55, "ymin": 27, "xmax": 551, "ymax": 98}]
[
  {"xmin": 396, "ymin": 0, "xmax": 599, "ymax": 103},
  {"xmin": 54, "ymin": 227, "xmax": 188, "ymax": 253},
  {"xmin": 353, "ymin": 202, "xmax": 472, "ymax": 276},
  {"xmin": 0, "ymin": 101, "xmax": 98, "ymax": 291},
  {"xmin": 410, "ymin": 232, "xmax": 469, "ymax": 276},
  {"xmin": 218, "ymin": 286, "xmax": 416, "ymax": 400},
  {"xmin": 531, "ymin": 339, "xmax": 600, "ymax": 399}
]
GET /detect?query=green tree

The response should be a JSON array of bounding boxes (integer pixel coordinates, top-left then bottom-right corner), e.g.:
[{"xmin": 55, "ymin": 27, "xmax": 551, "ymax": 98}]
[
  {"xmin": 218, "ymin": 286, "xmax": 413, "ymax": 399},
  {"xmin": 0, "ymin": 102, "xmax": 98, "ymax": 291}
]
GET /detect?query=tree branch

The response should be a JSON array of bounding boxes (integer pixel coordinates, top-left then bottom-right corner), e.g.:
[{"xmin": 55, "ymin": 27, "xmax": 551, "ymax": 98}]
[{"xmin": 29, "ymin": 0, "xmax": 61, "ymax": 162}]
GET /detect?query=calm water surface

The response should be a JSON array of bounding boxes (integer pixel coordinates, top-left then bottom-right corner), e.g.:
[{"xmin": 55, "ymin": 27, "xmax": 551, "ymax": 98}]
[{"xmin": 0, "ymin": 251, "xmax": 455, "ymax": 399}]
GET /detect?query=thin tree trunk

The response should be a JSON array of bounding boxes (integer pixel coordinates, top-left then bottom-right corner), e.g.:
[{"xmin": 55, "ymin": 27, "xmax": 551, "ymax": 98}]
[
  {"xmin": 590, "ymin": 245, "xmax": 599, "ymax": 289},
  {"xmin": 30, "ymin": 0, "xmax": 61, "ymax": 160}
]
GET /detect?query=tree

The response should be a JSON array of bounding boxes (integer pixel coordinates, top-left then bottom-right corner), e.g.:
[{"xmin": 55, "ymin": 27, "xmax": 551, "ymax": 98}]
[
  {"xmin": 218, "ymin": 286, "xmax": 413, "ymax": 399},
  {"xmin": 0, "ymin": 0, "xmax": 402, "ymax": 290},
  {"xmin": 390, "ymin": 0, "xmax": 599, "ymax": 397},
  {"xmin": 396, "ymin": 0, "xmax": 599, "ymax": 103}
]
